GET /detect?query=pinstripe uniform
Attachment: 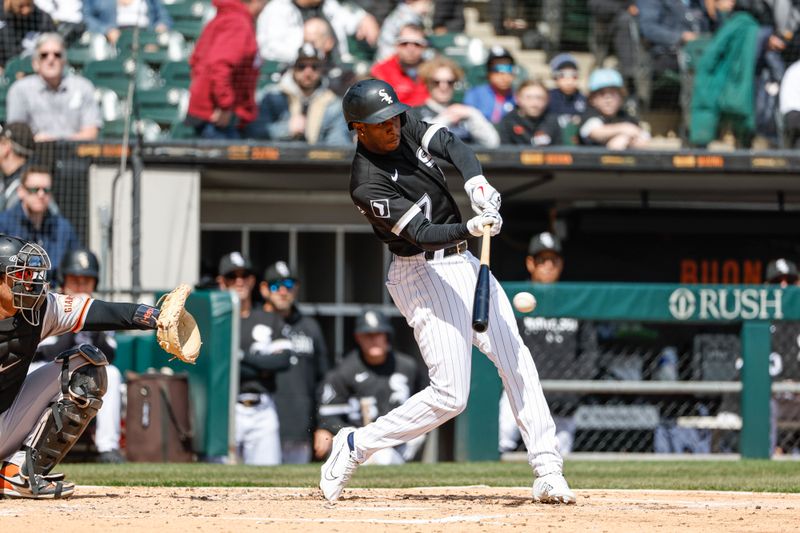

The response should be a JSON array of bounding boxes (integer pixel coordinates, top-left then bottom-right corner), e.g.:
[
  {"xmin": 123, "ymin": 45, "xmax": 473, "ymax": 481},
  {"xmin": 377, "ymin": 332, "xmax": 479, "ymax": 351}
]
[{"xmin": 349, "ymin": 114, "xmax": 564, "ymax": 477}]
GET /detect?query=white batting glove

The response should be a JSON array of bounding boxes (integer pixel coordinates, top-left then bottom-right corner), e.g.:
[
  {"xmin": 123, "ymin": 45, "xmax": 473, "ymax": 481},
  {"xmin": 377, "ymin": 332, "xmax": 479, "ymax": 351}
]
[
  {"xmin": 467, "ymin": 210, "xmax": 502, "ymax": 237},
  {"xmin": 464, "ymin": 175, "xmax": 501, "ymax": 215}
]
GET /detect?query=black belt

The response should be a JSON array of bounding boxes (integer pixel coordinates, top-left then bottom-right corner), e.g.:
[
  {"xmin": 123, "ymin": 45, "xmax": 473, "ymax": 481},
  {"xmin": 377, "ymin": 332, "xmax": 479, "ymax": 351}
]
[{"xmin": 424, "ymin": 241, "xmax": 467, "ymax": 261}]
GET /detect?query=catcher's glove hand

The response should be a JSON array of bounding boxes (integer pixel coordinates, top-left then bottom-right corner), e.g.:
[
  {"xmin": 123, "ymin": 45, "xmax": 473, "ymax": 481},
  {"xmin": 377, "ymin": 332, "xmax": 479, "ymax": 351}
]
[{"xmin": 156, "ymin": 284, "xmax": 202, "ymax": 364}]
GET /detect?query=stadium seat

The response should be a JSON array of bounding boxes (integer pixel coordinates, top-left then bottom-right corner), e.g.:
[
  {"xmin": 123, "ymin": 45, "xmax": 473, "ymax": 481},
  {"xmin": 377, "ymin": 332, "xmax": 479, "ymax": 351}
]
[
  {"xmin": 3, "ymin": 55, "xmax": 34, "ymax": 82},
  {"xmin": 116, "ymin": 29, "xmax": 187, "ymax": 66},
  {"xmin": 345, "ymin": 35, "xmax": 376, "ymax": 62},
  {"xmin": 160, "ymin": 61, "xmax": 192, "ymax": 89},
  {"xmin": 66, "ymin": 33, "xmax": 115, "ymax": 71},
  {"xmin": 100, "ymin": 117, "xmax": 162, "ymax": 141},
  {"xmin": 257, "ymin": 60, "xmax": 285, "ymax": 89},
  {"xmin": 135, "ymin": 87, "xmax": 189, "ymax": 128},
  {"xmin": 165, "ymin": 1, "xmax": 212, "ymax": 41},
  {"xmin": 84, "ymin": 59, "xmax": 161, "ymax": 96},
  {"xmin": 0, "ymin": 83, "xmax": 7, "ymax": 123}
]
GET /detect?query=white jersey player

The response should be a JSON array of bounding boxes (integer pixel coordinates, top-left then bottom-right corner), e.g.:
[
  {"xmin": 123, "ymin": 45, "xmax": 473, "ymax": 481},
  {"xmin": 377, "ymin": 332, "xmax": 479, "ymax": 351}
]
[{"xmin": 319, "ymin": 79, "xmax": 575, "ymax": 504}]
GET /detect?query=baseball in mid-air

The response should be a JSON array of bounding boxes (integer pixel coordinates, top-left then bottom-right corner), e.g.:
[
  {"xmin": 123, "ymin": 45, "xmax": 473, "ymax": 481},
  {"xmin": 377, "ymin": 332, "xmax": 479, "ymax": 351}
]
[{"xmin": 513, "ymin": 292, "xmax": 537, "ymax": 313}]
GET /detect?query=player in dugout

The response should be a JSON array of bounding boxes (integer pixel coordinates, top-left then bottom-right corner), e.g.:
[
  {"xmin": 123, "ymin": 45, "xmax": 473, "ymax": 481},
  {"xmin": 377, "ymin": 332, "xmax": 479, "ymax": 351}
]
[
  {"xmin": 0, "ymin": 234, "xmax": 192, "ymax": 498},
  {"xmin": 318, "ymin": 79, "xmax": 575, "ymax": 505}
]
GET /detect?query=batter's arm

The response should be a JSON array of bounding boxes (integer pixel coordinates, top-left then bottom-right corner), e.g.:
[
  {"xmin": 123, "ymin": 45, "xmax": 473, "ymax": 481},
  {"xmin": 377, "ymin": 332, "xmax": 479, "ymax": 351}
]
[{"xmin": 407, "ymin": 116, "xmax": 484, "ymax": 181}]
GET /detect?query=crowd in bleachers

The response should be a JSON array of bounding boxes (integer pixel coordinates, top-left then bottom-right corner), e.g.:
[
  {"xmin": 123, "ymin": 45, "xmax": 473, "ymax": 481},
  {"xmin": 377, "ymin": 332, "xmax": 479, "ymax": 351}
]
[{"xmin": 1, "ymin": 0, "xmax": 800, "ymax": 148}]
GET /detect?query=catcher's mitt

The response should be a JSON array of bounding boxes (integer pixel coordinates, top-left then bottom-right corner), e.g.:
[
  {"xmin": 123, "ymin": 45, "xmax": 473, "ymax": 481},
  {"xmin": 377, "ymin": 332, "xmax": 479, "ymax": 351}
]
[{"xmin": 156, "ymin": 284, "xmax": 202, "ymax": 364}]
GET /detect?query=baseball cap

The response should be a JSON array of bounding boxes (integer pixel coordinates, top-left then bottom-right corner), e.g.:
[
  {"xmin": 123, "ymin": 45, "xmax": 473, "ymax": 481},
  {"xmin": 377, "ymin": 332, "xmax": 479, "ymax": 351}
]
[
  {"xmin": 218, "ymin": 251, "xmax": 253, "ymax": 277},
  {"xmin": 354, "ymin": 309, "xmax": 393, "ymax": 336},
  {"xmin": 264, "ymin": 260, "xmax": 296, "ymax": 283},
  {"xmin": 0, "ymin": 123, "xmax": 35, "ymax": 157},
  {"xmin": 549, "ymin": 53, "xmax": 578, "ymax": 73},
  {"xmin": 588, "ymin": 68, "xmax": 624, "ymax": 93},
  {"xmin": 528, "ymin": 232, "xmax": 562, "ymax": 256},
  {"xmin": 486, "ymin": 45, "xmax": 515, "ymax": 70},
  {"xmin": 766, "ymin": 258, "xmax": 798, "ymax": 284},
  {"xmin": 296, "ymin": 43, "xmax": 324, "ymax": 63}
]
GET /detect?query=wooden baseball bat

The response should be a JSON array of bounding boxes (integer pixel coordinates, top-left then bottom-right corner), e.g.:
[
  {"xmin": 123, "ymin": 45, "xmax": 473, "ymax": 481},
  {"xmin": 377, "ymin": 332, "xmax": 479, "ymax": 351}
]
[{"xmin": 471, "ymin": 225, "xmax": 492, "ymax": 332}]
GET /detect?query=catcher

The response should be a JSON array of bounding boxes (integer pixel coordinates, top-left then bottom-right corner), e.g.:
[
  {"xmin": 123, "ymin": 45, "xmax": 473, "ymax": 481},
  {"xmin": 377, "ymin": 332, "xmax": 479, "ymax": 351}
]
[{"xmin": 0, "ymin": 234, "xmax": 200, "ymax": 499}]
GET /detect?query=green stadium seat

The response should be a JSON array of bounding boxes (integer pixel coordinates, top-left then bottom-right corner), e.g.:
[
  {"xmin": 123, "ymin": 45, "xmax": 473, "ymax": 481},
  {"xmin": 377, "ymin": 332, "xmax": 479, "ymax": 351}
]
[
  {"xmin": 3, "ymin": 55, "xmax": 34, "ymax": 83},
  {"xmin": 116, "ymin": 29, "xmax": 187, "ymax": 66},
  {"xmin": 168, "ymin": 119, "xmax": 196, "ymax": 139},
  {"xmin": 257, "ymin": 60, "xmax": 285, "ymax": 89},
  {"xmin": 165, "ymin": 1, "xmax": 212, "ymax": 41},
  {"xmin": 0, "ymin": 84, "xmax": 7, "ymax": 123},
  {"xmin": 160, "ymin": 60, "xmax": 192, "ymax": 89},
  {"xmin": 66, "ymin": 33, "xmax": 115, "ymax": 71},
  {"xmin": 135, "ymin": 87, "xmax": 189, "ymax": 127},
  {"xmin": 84, "ymin": 59, "xmax": 161, "ymax": 96},
  {"xmin": 100, "ymin": 117, "xmax": 162, "ymax": 141},
  {"xmin": 346, "ymin": 35, "xmax": 376, "ymax": 62}
]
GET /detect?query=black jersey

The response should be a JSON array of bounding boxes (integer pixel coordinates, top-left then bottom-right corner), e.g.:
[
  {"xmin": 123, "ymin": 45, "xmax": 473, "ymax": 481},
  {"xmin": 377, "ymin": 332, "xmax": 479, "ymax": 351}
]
[
  {"xmin": 316, "ymin": 349, "xmax": 425, "ymax": 434},
  {"xmin": 238, "ymin": 308, "xmax": 293, "ymax": 395},
  {"xmin": 349, "ymin": 115, "xmax": 484, "ymax": 257}
]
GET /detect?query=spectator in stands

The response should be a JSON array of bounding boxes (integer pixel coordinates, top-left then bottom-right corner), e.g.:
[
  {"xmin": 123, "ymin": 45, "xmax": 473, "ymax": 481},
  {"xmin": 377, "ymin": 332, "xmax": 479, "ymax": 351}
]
[
  {"xmin": 579, "ymin": 68, "xmax": 651, "ymax": 149},
  {"xmin": 315, "ymin": 309, "xmax": 426, "ymax": 464},
  {"xmin": 547, "ymin": 53, "xmax": 586, "ymax": 134},
  {"xmin": 0, "ymin": 0, "xmax": 56, "ymax": 69},
  {"xmin": 83, "ymin": 0, "xmax": 172, "ymax": 46},
  {"xmin": 376, "ymin": 0, "xmax": 432, "ymax": 62},
  {"xmin": 370, "ymin": 23, "xmax": 430, "ymax": 106},
  {"xmin": 185, "ymin": 0, "xmax": 266, "ymax": 140},
  {"xmin": 33, "ymin": 249, "xmax": 125, "ymax": 463},
  {"xmin": 217, "ymin": 252, "xmax": 293, "ymax": 465},
  {"xmin": 637, "ymin": 0, "xmax": 707, "ymax": 74},
  {"xmin": 35, "ymin": 0, "xmax": 86, "ymax": 45},
  {"xmin": 260, "ymin": 261, "xmax": 329, "ymax": 463},
  {"xmin": 780, "ymin": 58, "xmax": 800, "ymax": 148},
  {"xmin": 0, "ymin": 123, "xmax": 35, "ymax": 212},
  {"xmin": 432, "ymin": 0, "xmax": 464, "ymax": 34},
  {"xmin": 587, "ymin": 0, "xmax": 644, "ymax": 107},
  {"xmin": 411, "ymin": 56, "xmax": 499, "ymax": 147},
  {"xmin": 350, "ymin": 0, "xmax": 397, "ymax": 25},
  {"xmin": 257, "ymin": 0, "xmax": 379, "ymax": 65},
  {"xmin": 464, "ymin": 45, "xmax": 517, "ymax": 125},
  {"xmin": 248, "ymin": 44, "xmax": 351, "ymax": 145},
  {"xmin": 303, "ymin": 16, "xmax": 357, "ymax": 96},
  {"xmin": 499, "ymin": 232, "xmax": 598, "ymax": 455},
  {"xmin": 6, "ymin": 33, "xmax": 102, "ymax": 141},
  {"xmin": 497, "ymin": 79, "xmax": 561, "ymax": 146},
  {"xmin": 0, "ymin": 165, "xmax": 80, "ymax": 273}
]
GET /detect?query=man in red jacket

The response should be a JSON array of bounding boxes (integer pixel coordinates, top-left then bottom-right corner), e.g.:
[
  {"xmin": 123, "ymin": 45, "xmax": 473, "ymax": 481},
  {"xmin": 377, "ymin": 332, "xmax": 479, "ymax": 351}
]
[
  {"xmin": 370, "ymin": 23, "xmax": 429, "ymax": 107},
  {"xmin": 186, "ymin": 0, "xmax": 267, "ymax": 139}
]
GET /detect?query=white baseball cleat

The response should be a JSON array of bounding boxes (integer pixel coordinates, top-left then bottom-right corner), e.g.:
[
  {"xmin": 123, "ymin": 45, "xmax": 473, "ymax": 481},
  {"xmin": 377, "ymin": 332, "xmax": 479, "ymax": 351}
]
[
  {"xmin": 533, "ymin": 473, "xmax": 576, "ymax": 504},
  {"xmin": 320, "ymin": 427, "xmax": 362, "ymax": 502}
]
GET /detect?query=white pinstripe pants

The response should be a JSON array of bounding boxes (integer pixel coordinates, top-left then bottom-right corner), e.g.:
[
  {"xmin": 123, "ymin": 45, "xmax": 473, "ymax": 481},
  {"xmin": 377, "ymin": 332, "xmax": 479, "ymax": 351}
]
[{"xmin": 353, "ymin": 251, "xmax": 563, "ymax": 477}]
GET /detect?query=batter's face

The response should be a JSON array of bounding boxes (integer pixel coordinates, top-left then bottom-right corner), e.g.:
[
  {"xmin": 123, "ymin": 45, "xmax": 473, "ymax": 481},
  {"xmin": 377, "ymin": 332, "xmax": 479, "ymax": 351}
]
[
  {"xmin": 527, "ymin": 251, "xmax": 563, "ymax": 283},
  {"xmin": 62, "ymin": 274, "xmax": 97, "ymax": 296},
  {"xmin": 355, "ymin": 331, "xmax": 389, "ymax": 366},
  {"xmin": 356, "ymin": 115, "xmax": 401, "ymax": 154},
  {"xmin": 218, "ymin": 269, "xmax": 255, "ymax": 304}
]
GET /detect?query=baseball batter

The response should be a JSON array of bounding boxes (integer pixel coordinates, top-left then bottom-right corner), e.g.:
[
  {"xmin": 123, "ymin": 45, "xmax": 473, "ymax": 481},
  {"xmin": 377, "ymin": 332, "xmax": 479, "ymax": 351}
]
[
  {"xmin": 319, "ymin": 79, "xmax": 575, "ymax": 504},
  {"xmin": 0, "ymin": 235, "xmax": 175, "ymax": 498}
]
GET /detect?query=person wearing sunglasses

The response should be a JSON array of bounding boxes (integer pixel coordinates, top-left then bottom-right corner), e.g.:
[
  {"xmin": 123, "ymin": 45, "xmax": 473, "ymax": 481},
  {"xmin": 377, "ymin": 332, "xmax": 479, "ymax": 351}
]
[
  {"xmin": 248, "ymin": 43, "xmax": 350, "ymax": 144},
  {"xmin": 259, "ymin": 261, "xmax": 330, "ymax": 464},
  {"xmin": 0, "ymin": 166, "xmax": 80, "ymax": 274},
  {"xmin": 464, "ymin": 45, "xmax": 517, "ymax": 124},
  {"xmin": 6, "ymin": 33, "xmax": 101, "ymax": 141},
  {"xmin": 547, "ymin": 53, "xmax": 587, "ymax": 134},
  {"xmin": 370, "ymin": 23, "xmax": 430, "ymax": 107},
  {"xmin": 216, "ymin": 252, "xmax": 293, "ymax": 465},
  {"xmin": 0, "ymin": 0, "xmax": 56, "ymax": 69},
  {"xmin": 411, "ymin": 56, "xmax": 499, "ymax": 148}
]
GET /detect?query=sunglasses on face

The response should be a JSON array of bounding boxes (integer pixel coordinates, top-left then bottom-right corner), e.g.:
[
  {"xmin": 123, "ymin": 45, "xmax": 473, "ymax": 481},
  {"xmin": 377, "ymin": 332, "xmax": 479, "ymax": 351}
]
[
  {"xmin": 38, "ymin": 51, "xmax": 63, "ymax": 60},
  {"xmin": 295, "ymin": 62, "xmax": 320, "ymax": 72},
  {"xmin": 431, "ymin": 78, "xmax": 456, "ymax": 88},
  {"xmin": 25, "ymin": 186, "xmax": 51, "ymax": 195},
  {"xmin": 490, "ymin": 64, "xmax": 514, "ymax": 74},
  {"xmin": 224, "ymin": 270, "xmax": 252, "ymax": 280},
  {"xmin": 269, "ymin": 278, "xmax": 296, "ymax": 292},
  {"xmin": 397, "ymin": 40, "xmax": 427, "ymax": 48},
  {"xmin": 554, "ymin": 70, "xmax": 578, "ymax": 79}
]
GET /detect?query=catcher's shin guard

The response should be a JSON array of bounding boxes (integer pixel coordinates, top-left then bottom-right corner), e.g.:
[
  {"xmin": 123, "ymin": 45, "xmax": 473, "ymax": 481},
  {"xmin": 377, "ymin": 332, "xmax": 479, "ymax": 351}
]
[{"xmin": 24, "ymin": 344, "xmax": 108, "ymax": 478}]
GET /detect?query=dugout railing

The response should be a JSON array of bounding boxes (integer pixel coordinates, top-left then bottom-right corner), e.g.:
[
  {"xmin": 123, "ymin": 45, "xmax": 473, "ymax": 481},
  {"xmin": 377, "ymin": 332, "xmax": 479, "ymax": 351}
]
[{"xmin": 456, "ymin": 282, "xmax": 800, "ymax": 461}]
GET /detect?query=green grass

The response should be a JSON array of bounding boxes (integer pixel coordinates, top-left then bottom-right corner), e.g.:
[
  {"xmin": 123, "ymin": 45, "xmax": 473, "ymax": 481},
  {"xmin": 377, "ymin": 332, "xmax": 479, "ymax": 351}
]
[{"xmin": 59, "ymin": 460, "xmax": 800, "ymax": 493}]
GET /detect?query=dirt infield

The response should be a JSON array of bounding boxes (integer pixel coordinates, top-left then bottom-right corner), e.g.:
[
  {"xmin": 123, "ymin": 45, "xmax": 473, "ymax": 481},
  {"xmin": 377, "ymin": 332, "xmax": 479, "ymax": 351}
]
[{"xmin": 1, "ymin": 486, "xmax": 798, "ymax": 532}]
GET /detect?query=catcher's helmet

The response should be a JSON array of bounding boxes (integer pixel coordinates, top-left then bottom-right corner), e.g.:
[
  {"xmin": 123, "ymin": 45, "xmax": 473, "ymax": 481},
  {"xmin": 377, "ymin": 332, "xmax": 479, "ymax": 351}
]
[
  {"xmin": 342, "ymin": 79, "xmax": 410, "ymax": 130},
  {"xmin": 0, "ymin": 233, "xmax": 51, "ymax": 326},
  {"xmin": 59, "ymin": 248, "xmax": 100, "ymax": 282}
]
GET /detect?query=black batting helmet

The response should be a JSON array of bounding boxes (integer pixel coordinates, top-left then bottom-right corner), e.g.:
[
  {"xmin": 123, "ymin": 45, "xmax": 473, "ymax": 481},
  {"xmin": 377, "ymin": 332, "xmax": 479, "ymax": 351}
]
[
  {"xmin": 342, "ymin": 79, "xmax": 410, "ymax": 130},
  {"xmin": 59, "ymin": 248, "xmax": 100, "ymax": 283}
]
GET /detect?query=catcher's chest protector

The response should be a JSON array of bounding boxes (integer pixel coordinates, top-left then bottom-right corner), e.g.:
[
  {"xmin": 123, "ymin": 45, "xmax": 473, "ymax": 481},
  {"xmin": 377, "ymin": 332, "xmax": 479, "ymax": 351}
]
[
  {"xmin": 0, "ymin": 316, "xmax": 44, "ymax": 414},
  {"xmin": 125, "ymin": 372, "xmax": 194, "ymax": 462}
]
